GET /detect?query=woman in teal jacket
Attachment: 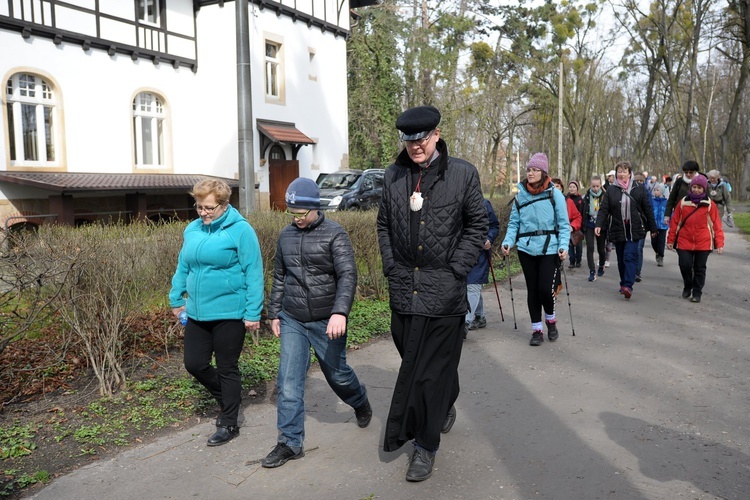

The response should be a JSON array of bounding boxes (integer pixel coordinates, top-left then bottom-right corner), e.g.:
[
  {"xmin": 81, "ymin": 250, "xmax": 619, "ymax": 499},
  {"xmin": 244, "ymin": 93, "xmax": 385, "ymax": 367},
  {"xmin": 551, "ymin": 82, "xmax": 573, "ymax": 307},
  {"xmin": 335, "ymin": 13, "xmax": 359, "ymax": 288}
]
[
  {"xmin": 170, "ymin": 179, "xmax": 264, "ymax": 447},
  {"xmin": 502, "ymin": 153, "xmax": 571, "ymax": 346}
]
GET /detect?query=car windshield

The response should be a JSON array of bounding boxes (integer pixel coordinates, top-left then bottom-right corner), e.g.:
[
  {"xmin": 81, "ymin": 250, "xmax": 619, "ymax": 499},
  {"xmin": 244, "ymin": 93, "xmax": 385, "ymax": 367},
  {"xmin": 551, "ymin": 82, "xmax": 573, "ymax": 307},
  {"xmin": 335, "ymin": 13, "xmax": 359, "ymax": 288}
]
[{"xmin": 317, "ymin": 173, "xmax": 361, "ymax": 190}]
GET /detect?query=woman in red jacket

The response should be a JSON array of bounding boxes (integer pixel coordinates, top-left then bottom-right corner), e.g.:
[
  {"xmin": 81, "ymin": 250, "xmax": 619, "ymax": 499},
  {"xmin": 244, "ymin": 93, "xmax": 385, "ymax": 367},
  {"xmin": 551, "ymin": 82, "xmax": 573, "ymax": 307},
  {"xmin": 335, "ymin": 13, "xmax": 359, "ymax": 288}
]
[{"xmin": 667, "ymin": 175, "xmax": 724, "ymax": 303}]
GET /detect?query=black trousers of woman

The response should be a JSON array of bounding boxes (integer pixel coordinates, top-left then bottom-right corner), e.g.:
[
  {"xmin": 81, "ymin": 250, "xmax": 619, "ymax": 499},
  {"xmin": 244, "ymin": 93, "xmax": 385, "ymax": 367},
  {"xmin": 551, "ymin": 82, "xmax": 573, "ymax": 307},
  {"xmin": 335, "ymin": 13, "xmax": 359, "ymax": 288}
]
[
  {"xmin": 585, "ymin": 226, "xmax": 607, "ymax": 271},
  {"xmin": 517, "ymin": 251, "xmax": 559, "ymax": 323},
  {"xmin": 184, "ymin": 319, "xmax": 246, "ymax": 427},
  {"xmin": 676, "ymin": 249, "xmax": 711, "ymax": 298}
]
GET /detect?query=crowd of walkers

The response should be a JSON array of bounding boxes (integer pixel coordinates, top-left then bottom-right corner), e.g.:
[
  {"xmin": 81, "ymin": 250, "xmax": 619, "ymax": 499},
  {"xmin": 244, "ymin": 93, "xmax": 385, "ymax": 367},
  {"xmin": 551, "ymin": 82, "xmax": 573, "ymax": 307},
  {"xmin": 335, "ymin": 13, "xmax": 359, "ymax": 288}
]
[{"xmin": 167, "ymin": 102, "xmax": 733, "ymax": 486}]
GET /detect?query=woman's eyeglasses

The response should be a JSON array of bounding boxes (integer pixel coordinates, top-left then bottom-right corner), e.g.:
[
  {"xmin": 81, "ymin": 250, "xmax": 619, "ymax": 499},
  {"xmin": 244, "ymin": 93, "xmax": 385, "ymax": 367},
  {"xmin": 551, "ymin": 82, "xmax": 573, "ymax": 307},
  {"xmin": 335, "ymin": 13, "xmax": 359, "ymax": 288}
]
[
  {"xmin": 526, "ymin": 168, "xmax": 542, "ymax": 174},
  {"xmin": 285, "ymin": 209, "xmax": 311, "ymax": 219},
  {"xmin": 194, "ymin": 203, "xmax": 221, "ymax": 213}
]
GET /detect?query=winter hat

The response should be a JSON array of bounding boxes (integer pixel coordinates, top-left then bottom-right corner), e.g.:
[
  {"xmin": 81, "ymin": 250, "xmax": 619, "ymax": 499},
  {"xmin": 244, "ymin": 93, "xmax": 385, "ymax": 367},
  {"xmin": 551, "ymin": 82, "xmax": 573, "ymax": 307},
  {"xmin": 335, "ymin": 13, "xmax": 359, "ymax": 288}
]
[
  {"xmin": 527, "ymin": 153, "xmax": 549, "ymax": 174},
  {"xmin": 682, "ymin": 160, "xmax": 700, "ymax": 172},
  {"xmin": 690, "ymin": 174, "xmax": 708, "ymax": 191},
  {"xmin": 568, "ymin": 180, "xmax": 580, "ymax": 191},
  {"xmin": 285, "ymin": 178, "xmax": 320, "ymax": 210},
  {"xmin": 607, "ymin": 170, "xmax": 616, "ymax": 177}
]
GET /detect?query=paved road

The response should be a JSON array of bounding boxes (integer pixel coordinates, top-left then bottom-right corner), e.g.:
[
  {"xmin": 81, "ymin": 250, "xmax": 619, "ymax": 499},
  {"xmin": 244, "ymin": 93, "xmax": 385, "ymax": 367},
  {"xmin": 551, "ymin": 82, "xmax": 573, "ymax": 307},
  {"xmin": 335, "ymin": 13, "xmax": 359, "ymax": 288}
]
[{"xmin": 29, "ymin": 226, "xmax": 750, "ymax": 499}]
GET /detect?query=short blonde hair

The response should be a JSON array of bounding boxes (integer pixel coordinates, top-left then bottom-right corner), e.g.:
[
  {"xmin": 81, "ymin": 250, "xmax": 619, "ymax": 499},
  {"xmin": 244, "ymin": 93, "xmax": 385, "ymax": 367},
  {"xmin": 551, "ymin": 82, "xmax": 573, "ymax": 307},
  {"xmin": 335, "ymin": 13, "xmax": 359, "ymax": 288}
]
[{"xmin": 190, "ymin": 178, "xmax": 231, "ymax": 205}]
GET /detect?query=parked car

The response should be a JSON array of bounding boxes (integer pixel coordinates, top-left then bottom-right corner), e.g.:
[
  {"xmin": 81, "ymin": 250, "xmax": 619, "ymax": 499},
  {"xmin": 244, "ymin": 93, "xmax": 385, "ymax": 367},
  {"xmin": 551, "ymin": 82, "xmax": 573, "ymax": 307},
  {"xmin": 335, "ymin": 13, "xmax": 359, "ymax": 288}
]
[{"xmin": 316, "ymin": 169, "xmax": 385, "ymax": 210}]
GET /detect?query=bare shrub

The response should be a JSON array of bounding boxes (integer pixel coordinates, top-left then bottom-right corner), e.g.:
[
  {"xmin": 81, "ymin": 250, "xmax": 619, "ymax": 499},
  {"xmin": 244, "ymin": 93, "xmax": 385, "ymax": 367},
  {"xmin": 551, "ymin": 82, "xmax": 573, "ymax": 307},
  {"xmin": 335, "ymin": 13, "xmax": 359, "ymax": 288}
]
[
  {"xmin": 47, "ymin": 222, "xmax": 182, "ymax": 397},
  {"xmin": 0, "ymin": 230, "xmax": 78, "ymax": 357}
]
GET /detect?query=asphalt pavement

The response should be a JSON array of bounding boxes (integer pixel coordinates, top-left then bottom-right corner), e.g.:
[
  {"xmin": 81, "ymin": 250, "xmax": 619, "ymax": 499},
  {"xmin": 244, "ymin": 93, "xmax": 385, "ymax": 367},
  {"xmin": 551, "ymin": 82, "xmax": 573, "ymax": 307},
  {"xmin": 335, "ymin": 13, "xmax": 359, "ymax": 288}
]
[{"xmin": 28, "ymin": 225, "xmax": 750, "ymax": 500}]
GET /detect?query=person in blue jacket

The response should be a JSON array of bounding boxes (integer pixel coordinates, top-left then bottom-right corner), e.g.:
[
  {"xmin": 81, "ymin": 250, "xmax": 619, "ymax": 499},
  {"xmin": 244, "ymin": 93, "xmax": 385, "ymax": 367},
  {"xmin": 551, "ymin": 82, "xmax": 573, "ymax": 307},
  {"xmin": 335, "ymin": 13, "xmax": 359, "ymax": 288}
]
[
  {"xmin": 169, "ymin": 178, "xmax": 264, "ymax": 447},
  {"xmin": 649, "ymin": 183, "xmax": 669, "ymax": 267},
  {"xmin": 501, "ymin": 153, "xmax": 571, "ymax": 346},
  {"xmin": 464, "ymin": 199, "xmax": 500, "ymax": 338}
]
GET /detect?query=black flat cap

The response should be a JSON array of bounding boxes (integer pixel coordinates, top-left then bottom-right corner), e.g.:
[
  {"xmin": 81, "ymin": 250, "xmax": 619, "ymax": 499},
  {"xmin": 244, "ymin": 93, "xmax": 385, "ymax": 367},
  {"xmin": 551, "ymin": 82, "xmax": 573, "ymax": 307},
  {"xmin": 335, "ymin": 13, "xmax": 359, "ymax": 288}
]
[{"xmin": 396, "ymin": 105, "xmax": 441, "ymax": 141}]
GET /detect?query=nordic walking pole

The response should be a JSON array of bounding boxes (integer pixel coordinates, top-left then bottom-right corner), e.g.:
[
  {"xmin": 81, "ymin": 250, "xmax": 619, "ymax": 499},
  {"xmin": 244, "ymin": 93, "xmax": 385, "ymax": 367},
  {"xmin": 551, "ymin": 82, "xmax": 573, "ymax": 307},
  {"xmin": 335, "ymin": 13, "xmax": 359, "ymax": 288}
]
[
  {"xmin": 487, "ymin": 250, "xmax": 505, "ymax": 322},
  {"xmin": 503, "ymin": 247, "xmax": 517, "ymax": 330},
  {"xmin": 559, "ymin": 254, "xmax": 576, "ymax": 336}
]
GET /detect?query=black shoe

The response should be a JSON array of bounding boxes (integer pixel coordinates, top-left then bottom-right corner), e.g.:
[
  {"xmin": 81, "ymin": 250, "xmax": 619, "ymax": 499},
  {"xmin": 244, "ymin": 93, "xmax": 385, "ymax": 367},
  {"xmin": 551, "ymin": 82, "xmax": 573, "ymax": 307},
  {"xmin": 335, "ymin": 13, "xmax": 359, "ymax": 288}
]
[
  {"xmin": 207, "ymin": 425, "xmax": 239, "ymax": 447},
  {"xmin": 682, "ymin": 288, "xmax": 691, "ymax": 299},
  {"xmin": 546, "ymin": 321, "xmax": 559, "ymax": 342},
  {"xmin": 441, "ymin": 405, "xmax": 456, "ymax": 434},
  {"xmin": 597, "ymin": 267, "xmax": 605, "ymax": 277},
  {"xmin": 567, "ymin": 263, "xmax": 575, "ymax": 270},
  {"xmin": 468, "ymin": 320, "xmax": 479, "ymax": 331},
  {"xmin": 354, "ymin": 400, "xmax": 372, "ymax": 428},
  {"xmin": 474, "ymin": 316, "xmax": 487, "ymax": 329},
  {"xmin": 261, "ymin": 442, "xmax": 304, "ymax": 468},
  {"xmin": 406, "ymin": 445, "xmax": 436, "ymax": 482},
  {"xmin": 575, "ymin": 262, "xmax": 582, "ymax": 268},
  {"xmin": 635, "ymin": 275, "xmax": 642, "ymax": 282},
  {"xmin": 691, "ymin": 296, "xmax": 701, "ymax": 303},
  {"xmin": 530, "ymin": 331, "xmax": 544, "ymax": 346}
]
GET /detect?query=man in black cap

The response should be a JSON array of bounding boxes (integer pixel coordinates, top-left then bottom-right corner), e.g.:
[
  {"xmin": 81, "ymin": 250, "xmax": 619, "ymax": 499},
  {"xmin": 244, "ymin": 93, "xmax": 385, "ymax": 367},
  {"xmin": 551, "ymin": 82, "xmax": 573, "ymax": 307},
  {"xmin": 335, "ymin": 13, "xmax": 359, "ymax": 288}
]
[
  {"xmin": 665, "ymin": 160, "xmax": 707, "ymax": 224},
  {"xmin": 377, "ymin": 105, "xmax": 487, "ymax": 481}
]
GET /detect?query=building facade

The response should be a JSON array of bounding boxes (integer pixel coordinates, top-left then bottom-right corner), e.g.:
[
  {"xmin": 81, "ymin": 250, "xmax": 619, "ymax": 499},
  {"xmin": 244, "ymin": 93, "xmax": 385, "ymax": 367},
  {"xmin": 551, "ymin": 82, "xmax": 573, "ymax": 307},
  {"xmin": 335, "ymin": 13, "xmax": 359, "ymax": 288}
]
[{"xmin": 0, "ymin": 0, "xmax": 372, "ymax": 229}]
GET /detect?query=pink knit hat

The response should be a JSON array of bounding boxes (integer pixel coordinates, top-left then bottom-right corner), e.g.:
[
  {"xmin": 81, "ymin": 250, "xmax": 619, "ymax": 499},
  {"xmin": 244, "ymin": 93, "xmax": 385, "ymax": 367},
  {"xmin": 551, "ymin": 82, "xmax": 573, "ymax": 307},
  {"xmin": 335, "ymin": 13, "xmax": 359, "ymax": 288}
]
[{"xmin": 527, "ymin": 153, "xmax": 549, "ymax": 174}]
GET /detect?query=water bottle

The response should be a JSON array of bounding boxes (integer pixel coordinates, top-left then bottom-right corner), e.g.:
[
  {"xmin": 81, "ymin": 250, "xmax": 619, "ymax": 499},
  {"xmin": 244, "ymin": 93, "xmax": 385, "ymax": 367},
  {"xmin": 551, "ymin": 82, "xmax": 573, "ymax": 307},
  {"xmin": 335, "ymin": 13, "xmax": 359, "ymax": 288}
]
[{"xmin": 178, "ymin": 310, "xmax": 188, "ymax": 326}]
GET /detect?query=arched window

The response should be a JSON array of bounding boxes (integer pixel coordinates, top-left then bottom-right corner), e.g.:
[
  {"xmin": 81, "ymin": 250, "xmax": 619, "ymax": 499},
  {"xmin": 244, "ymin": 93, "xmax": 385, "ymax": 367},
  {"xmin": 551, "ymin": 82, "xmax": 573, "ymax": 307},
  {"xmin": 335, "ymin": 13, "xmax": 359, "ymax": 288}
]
[
  {"xmin": 132, "ymin": 92, "xmax": 166, "ymax": 168},
  {"xmin": 5, "ymin": 73, "xmax": 58, "ymax": 165},
  {"xmin": 269, "ymin": 144, "xmax": 285, "ymax": 160}
]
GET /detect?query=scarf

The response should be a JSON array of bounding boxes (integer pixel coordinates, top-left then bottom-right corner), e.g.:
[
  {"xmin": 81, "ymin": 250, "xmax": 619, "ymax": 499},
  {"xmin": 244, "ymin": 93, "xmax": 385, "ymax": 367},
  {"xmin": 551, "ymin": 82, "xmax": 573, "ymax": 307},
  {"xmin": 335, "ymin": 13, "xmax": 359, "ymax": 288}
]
[
  {"xmin": 688, "ymin": 190, "xmax": 707, "ymax": 204},
  {"xmin": 617, "ymin": 175, "xmax": 633, "ymax": 222},
  {"xmin": 524, "ymin": 177, "xmax": 551, "ymax": 196},
  {"xmin": 588, "ymin": 189, "xmax": 602, "ymax": 218}
]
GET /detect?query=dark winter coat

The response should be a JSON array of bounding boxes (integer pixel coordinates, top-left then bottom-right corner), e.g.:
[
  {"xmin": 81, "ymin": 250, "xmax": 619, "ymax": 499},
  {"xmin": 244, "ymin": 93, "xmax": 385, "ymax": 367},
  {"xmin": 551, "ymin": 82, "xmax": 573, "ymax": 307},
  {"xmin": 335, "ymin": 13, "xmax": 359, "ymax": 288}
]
[
  {"xmin": 595, "ymin": 181, "xmax": 658, "ymax": 242},
  {"xmin": 267, "ymin": 212, "xmax": 356, "ymax": 323},
  {"xmin": 377, "ymin": 139, "xmax": 487, "ymax": 317},
  {"xmin": 466, "ymin": 199, "xmax": 500, "ymax": 285},
  {"xmin": 666, "ymin": 173, "xmax": 707, "ymax": 218}
]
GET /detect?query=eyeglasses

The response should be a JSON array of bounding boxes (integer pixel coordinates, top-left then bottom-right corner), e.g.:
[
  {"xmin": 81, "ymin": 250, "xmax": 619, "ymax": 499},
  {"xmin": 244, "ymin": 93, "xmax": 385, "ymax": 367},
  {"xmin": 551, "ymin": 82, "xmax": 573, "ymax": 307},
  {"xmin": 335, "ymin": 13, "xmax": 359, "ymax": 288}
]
[
  {"xmin": 402, "ymin": 129, "xmax": 436, "ymax": 146},
  {"xmin": 284, "ymin": 209, "xmax": 312, "ymax": 219},
  {"xmin": 526, "ymin": 168, "xmax": 542, "ymax": 174},
  {"xmin": 194, "ymin": 203, "xmax": 221, "ymax": 213}
]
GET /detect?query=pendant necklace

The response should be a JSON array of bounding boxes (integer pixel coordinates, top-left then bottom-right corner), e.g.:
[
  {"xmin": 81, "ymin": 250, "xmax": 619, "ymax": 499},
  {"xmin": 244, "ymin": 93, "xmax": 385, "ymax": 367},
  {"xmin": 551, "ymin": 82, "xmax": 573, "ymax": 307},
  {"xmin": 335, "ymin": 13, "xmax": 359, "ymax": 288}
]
[{"xmin": 410, "ymin": 168, "xmax": 426, "ymax": 211}]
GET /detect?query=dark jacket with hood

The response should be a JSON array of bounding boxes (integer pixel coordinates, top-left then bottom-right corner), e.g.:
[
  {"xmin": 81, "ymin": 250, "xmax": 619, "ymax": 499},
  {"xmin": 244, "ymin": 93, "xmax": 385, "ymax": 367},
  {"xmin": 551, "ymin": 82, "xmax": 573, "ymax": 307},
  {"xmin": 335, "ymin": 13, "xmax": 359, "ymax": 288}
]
[
  {"xmin": 267, "ymin": 211, "xmax": 357, "ymax": 323},
  {"xmin": 596, "ymin": 177, "xmax": 658, "ymax": 242},
  {"xmin": 377, "ymin": 138, "xmax": 487, "ymax": 317},
  {"xmin": 666, "ymin": 172, "xmax": 708, "ymax": 218}
]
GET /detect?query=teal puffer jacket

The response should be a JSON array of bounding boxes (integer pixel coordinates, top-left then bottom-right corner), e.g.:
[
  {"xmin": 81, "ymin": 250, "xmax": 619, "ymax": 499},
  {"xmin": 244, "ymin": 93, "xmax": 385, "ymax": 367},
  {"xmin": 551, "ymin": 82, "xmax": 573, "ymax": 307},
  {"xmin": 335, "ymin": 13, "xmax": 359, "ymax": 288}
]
[
  {"xmin": 169, "ymin": 205, "xmax": 264, "ymax": 322},
  {"xmin": 502, "ymin": 182, "xmax": 571, "ymax": 256}
]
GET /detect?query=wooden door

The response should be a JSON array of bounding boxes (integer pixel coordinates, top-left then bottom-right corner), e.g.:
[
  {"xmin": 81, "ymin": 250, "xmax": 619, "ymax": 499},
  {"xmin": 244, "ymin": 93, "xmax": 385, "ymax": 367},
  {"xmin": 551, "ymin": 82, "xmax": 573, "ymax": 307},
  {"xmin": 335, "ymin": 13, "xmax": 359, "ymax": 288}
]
[{"xmin": 269, "ymin": 160, "xmax": 299, "ymax": 210}]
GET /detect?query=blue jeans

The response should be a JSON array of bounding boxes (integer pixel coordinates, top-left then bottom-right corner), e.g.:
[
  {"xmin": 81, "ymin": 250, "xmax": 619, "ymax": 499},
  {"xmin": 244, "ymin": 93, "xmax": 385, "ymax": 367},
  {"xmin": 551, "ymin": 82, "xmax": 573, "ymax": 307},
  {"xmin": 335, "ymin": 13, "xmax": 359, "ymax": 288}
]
[
  {"xmin": 465, "ymin": 284, "xmax": 484, "ymax": 324},
  {"xmin": 614, "ymin": 240, "xmax": 640, "ymax": 289},
  {"xmin": 276, "ymin": 312, "xmax": 368, "ymax": 449},
  {"xmin": 635, "ymin": 238, "xmax": 645, "ymax": 275}
]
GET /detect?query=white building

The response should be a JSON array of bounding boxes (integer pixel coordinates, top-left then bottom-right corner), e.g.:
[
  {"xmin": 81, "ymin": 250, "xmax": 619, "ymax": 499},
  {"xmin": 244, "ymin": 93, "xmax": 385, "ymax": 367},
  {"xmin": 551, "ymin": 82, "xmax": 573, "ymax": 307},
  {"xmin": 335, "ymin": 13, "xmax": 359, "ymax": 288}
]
[{"xmin": 0, "ymin": 0, "xmax": 374, "ymax": 229}]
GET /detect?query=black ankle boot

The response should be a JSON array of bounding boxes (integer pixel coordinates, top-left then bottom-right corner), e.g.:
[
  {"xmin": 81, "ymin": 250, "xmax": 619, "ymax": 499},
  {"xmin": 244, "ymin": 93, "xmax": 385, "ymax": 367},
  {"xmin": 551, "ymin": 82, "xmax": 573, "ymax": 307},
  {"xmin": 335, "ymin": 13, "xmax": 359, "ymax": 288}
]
[{"xmin": 207, "ymin": 425, "xmax": 239, "ymax": 446}]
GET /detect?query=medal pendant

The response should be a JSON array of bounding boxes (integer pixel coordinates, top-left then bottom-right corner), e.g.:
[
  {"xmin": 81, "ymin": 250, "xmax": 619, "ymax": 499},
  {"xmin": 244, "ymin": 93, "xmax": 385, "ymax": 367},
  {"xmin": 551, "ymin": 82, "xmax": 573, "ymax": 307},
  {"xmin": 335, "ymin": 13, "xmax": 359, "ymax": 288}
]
[
  {"xmin": 410, "ymin": 191, "xmax": 423, "ymax": 211},
  {"xmin": 710, "ymin": 190, "xmax": 717, "ymax": 196}
]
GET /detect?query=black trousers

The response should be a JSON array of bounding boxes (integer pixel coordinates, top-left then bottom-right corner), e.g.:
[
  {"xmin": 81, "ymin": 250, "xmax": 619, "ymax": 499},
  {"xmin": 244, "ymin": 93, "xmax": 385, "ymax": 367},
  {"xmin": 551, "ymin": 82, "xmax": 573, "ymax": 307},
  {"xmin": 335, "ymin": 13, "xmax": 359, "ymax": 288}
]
[
  {"xmin": 384, "ymin": 313, "xmax": 464, "ymax": 452},
  {"xmin": 183, "ymin": 319, "xmax": 246, "ymax": 427},
  {"xmin": 585, "ymin": 226, "xmax": 607, "ymax": 270},
  {"xmin": 650, "ymin": 229, "xmax": 667, "ymax": 258},
  {"xmin": 518, "ymin": 251, "xmax": 559, "ymax": 324},
  {"xmin": 676, "ymin": 249, "xmax": 711, "ymax": 297}
]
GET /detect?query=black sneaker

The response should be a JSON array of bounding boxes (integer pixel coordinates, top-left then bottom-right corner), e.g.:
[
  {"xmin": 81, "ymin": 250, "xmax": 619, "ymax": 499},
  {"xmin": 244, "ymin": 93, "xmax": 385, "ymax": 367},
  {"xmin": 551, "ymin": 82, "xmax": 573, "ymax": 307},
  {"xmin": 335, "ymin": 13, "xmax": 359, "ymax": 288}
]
[
  {"xmin": 468, "ymin": 320, "xmax": 479, "ymax": 331},
  {"xmin": 597, "ymin": 266, "xmax": 605, "ymax": 277},
  {"xmin": 207, "ymin": 425, "xmax": 239, "ymax": 447},
  {"xmin": 546, "ymin": 321, "xmax": 559, "ymax": 342},
  {"xmin": 441, "ymin": 405, "xmax": 456, "ymax": 434},
  {"xmin": 474, "ymin": 316, "xmax": 487, "ymax": 329},
  {"xmin": 588, "ymin": 270, "xmax": 596, "ymax": 282},
  {"xmin": 354, "ymin": 400, "xmax": 372, "ymax": 428},
  {"xmin": 690, "ymin": 296, "xmax": 701, "ymax": 303},
  {"xmin": 261, "ymin": 442, "xmax": 304, "ymax": 468},
  {"xmin": 406, "ymin": 445, "xmax": 436, "ymax": 482},
  {"xmin": 682, "ymin": 288, "xmax": 691, "ymax": 299},
  {"xmin": 635, "ymin": 275, "xmax": 642, "ymax": 282},
  {"xmin": 529, "ymin": 331, "xmax": 544, "ymax": 346}
]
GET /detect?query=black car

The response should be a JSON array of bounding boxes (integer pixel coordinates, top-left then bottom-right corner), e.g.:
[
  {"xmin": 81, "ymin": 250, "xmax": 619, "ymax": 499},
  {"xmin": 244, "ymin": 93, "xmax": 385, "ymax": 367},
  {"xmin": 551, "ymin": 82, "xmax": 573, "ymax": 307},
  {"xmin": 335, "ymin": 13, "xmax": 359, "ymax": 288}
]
[{"xmin": 316, "ymin": 169, "xmax": 385, "ymax": 210}]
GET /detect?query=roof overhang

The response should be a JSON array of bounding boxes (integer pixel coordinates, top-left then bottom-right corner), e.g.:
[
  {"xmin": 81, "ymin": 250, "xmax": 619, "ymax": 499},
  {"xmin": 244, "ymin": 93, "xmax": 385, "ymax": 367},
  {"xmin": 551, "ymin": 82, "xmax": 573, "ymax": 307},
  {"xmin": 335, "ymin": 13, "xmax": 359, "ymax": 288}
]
[
  {"xmin": 257, "ymin": 120, "xmax": 316, "ymax": 160},
  {"xmin": 0, "ymin": 173, "xmax": 240, "ymax": 194}
]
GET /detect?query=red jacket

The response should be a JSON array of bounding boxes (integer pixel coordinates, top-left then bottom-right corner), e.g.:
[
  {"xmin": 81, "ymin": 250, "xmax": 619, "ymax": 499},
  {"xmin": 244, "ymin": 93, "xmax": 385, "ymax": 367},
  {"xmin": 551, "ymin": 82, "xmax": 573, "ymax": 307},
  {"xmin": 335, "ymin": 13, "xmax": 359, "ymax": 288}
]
[
  {"xmin": 668, "ymin": 197, "xmax": 724, "ymax": 251},
  {"xmin": 565, "ymin": 197, "xmax": 582, "ymax": 232}
]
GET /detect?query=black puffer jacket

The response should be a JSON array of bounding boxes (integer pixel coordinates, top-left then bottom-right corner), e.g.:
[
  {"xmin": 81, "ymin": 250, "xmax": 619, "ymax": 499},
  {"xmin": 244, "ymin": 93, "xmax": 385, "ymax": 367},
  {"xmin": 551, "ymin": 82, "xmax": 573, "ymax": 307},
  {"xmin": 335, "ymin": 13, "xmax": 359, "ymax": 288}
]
[
  {"xmin": 377, "ymin": 139, "xmax": 487, "ymax": 317},
  {"xmin": 267, "ymin": 212, "xmax": 356, "ymax": 322},
  {"xmin": 596, "ymin": 182, "xmax": 657, "ymax": 242}
]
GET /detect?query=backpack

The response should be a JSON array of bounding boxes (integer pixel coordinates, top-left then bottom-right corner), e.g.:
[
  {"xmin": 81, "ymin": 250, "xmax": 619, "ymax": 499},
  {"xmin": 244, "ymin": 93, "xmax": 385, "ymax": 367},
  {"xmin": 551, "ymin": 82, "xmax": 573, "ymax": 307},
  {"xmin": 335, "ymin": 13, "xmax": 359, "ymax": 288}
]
[{"xmin": 511, "ymin": 189, "xmax": 559, "ymax": 254}]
